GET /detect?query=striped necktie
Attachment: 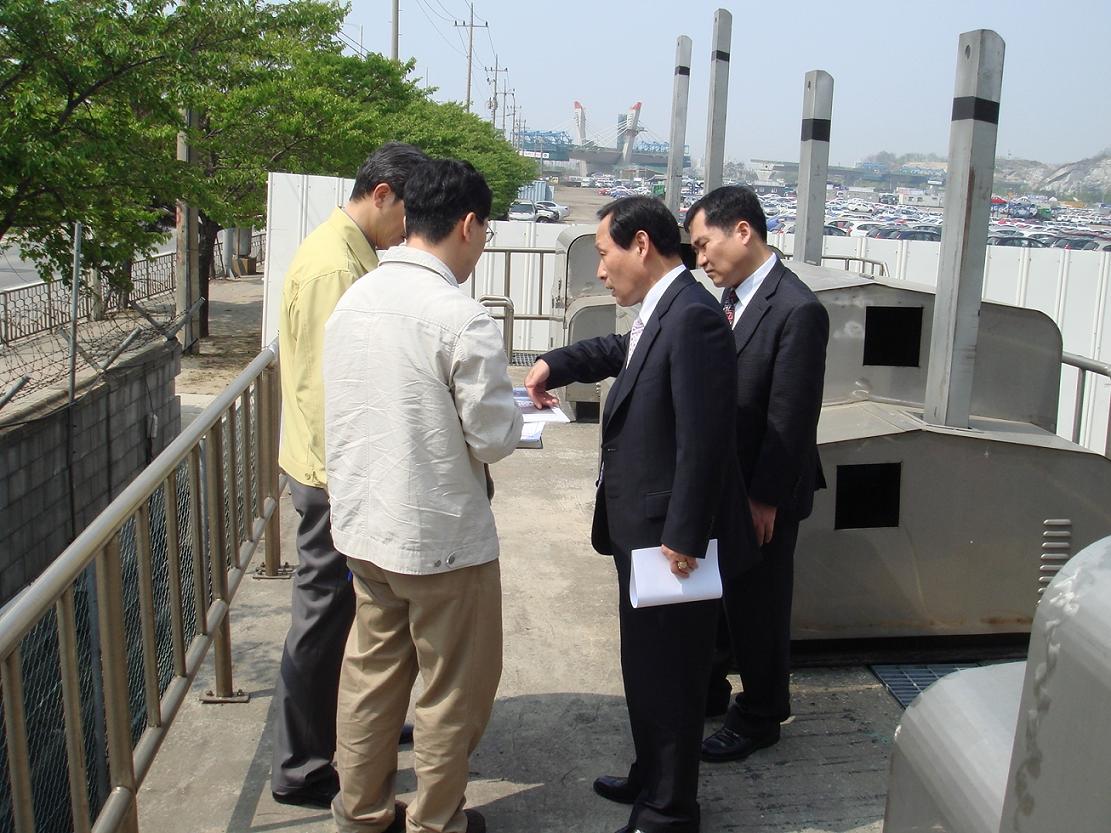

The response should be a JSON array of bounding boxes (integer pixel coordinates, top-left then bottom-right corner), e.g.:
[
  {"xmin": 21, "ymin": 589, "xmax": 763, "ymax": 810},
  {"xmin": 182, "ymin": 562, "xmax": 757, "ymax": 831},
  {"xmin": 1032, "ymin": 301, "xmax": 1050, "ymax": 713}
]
[
  {"xmin": 722, "ymin": 287, "xmax": 739, "ymax": 327},
  {"xmin": 626, "ymin": 316, "xmax": 645, "ymax": 366}
]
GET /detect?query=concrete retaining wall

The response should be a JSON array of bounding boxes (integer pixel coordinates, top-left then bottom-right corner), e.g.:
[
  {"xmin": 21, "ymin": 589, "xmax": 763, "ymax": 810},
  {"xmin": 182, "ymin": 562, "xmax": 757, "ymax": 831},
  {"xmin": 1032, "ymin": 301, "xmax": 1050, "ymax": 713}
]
[{"xmin": 0, "ymin": 342, "xmax": 181, "ymax": 604}]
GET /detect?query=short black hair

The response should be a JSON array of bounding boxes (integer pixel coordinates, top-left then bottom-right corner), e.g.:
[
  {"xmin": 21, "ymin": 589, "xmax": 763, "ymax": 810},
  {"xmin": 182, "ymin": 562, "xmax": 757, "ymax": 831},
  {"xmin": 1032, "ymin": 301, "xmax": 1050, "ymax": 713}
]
[
  {"xmin": 597, "ymin": 196, "xmax": 681, "ymax": 256},
  {"xmin": 349, "ymin": 142, "xmax": 430, "ymax": 202},
  {"xmin": 684, "ymin": 186, "xmax": 768, "ymax": 242},
  {"xmin": 403, "ymin": 159, "xmax": 492, "ymax": 244}
]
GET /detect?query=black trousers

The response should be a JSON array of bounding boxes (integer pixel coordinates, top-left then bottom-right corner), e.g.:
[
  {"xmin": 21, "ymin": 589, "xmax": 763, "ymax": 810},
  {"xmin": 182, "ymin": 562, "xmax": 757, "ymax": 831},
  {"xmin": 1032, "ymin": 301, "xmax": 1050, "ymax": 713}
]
[
  {"xmin": 271, "ymin": 480, "xmax": 355, "ymax": 793},
  {"xmin": 614, "ymin": 551, "xmax": 718, "ymax": 833},
  {"xmin": 712, "ymin": 518, "xmax": 798, "ymax": 736}
]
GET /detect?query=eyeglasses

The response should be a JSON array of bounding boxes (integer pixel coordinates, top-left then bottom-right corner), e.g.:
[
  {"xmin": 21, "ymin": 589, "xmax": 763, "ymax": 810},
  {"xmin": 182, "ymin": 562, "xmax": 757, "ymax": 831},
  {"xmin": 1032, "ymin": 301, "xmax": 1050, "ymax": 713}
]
[{"xmin": 485, "ymin": 225, "xmax": 495, "ymax": 245}]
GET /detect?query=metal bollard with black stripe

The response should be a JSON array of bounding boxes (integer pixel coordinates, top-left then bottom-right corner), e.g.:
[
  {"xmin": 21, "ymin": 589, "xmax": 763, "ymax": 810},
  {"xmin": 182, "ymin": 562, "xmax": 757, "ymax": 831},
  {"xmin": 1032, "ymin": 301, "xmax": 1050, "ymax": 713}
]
[
  {"xmin": 665, "ymin": 35, "xmax": 693, "ymax": 215},
  {"xmin": 703, "ymin": 9, "xmax": 732, "ymax": 193},
  {"xmin": 793, "ymin": 70, "xmax": 834, "ymax": 266},
  {"xmin": 923, "ymin": 29, "xmax": 1006, "ymax": 429}
]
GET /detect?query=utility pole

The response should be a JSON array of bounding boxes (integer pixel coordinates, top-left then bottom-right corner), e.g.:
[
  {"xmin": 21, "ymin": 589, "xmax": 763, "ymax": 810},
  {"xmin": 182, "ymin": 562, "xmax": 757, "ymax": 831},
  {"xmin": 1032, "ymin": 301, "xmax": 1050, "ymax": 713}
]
[
  {"xmin": 485, "ymin": 57, "xmax": 508, "ymax": 129},
  {"xmin": 454, "ymin": 3, "xmax": 487, "ymax": 113},
  {"xmin": 391, "ymin": 0, "xmax": 400, "ymax": 61},
  {"xmin": 499, "ymin": 86, "xmax": 512, "ymax": 135},
  {"xmin": 175, "ymin": 109, "xmax": 200, "ymax": 349}
]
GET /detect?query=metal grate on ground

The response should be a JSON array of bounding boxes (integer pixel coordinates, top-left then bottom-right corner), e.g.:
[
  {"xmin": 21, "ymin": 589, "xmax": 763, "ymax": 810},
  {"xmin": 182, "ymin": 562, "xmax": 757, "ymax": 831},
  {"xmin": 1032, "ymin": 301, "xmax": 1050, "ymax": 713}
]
[
  {"xmin": 511, "ymin": 350, "xmax": 543, "ymax": 367},
  {"xmin": 870, "ymin": 663, "xmax": 985, "ymax": 708}
]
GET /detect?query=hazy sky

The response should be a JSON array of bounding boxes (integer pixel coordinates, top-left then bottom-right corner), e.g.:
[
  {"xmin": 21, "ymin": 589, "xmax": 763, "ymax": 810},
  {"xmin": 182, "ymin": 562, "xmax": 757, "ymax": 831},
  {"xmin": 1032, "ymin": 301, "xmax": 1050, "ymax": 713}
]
[{"xmin": 345, "ymin": 0, "xmax": 1110, "ymax": 167}]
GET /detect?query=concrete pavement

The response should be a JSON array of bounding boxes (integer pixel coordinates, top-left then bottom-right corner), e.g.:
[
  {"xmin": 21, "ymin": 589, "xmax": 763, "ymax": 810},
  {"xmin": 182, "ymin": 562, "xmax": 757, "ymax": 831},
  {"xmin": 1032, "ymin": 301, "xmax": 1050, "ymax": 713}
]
[{"xmin": 144, "ymin": 277, "xmax": 902, "ymax": 833}]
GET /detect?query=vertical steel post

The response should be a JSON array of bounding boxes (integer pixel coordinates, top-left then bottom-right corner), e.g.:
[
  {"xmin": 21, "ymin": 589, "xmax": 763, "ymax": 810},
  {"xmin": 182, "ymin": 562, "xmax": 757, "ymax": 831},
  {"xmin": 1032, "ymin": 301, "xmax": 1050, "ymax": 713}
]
[
  {"xmin": 188, "ymin": 447, "xmax": 209, "ymax": 635},
  {"xmin": 794, "ymin": 71, "xmax": 834, "ymax": 266},
  {"xmin": 56, "ymin": 588, "xmax": 93, "ymax": 833},
  {"xmin": 162, "ymin": 471, "xmax": 188, "ymax": 676},
  {"xmin": 239, "ymin": 390, "xmax": 253, "ymax": 535},
  {"xmin": 260, "ymin": 365, "xmax": 283, "ymax": 576},
  {"xmin": 703, "ymin": 9, "xmax": 731, "ymax": 193},
  {"xmin": 665, "ymin": 36, "xmax": 693, "ymax": 215},
  {"xmin": 203, "ymin": 423, "xmax": 234, "ymax": 698},
  {"xmin": 1, "ymin": 648, "xmax": 35, "ymax": 833},
  {"xmin": 95, "ymin": 538, "xmax": 141, "ymax": 833},
  {"xmin": 924, "ymin": 30, "xmax": 1005, "ymax": 427},
  {"xmin": 225, "ymin": 410, "xmax": 241, "ymax": 563},
  {"xmin": 134, "ymin": 504, "xmax": 162, "ymax": 728},
  {"xmin": 68, "ymin": 222, "xmax": 83, "ymax": 404}
]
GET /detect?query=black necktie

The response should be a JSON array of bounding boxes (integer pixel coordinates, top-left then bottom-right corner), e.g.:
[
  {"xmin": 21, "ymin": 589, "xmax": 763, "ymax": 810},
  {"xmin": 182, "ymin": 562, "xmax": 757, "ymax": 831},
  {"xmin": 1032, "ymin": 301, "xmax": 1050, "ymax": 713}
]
[{"xmin": 722, "ymin": 288, "xmax": 738, "ymax": 327}]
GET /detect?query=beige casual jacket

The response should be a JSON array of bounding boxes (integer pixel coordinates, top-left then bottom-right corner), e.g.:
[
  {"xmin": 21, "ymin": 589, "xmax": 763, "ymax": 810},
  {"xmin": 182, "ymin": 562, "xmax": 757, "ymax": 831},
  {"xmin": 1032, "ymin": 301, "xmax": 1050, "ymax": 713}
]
[{"xmin": 322, "ymin": 246, "xmax": 522, "ymax": 575}]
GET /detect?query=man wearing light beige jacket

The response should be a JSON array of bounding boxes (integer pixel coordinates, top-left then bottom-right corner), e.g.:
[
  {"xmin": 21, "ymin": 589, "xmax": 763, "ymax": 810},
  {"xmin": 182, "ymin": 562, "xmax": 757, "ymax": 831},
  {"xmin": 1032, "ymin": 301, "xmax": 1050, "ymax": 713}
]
[{"xmin": 323, "ymin": 158, "xmax": 522, "ymax": 833}]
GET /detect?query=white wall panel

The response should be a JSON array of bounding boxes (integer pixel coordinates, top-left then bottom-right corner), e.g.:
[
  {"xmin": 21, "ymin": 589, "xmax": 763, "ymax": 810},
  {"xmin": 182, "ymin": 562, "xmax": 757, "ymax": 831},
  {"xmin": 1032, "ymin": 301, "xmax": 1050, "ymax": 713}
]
[{"xmin": 264, "ymin": 172, "xmax": 1111, "ymax": 451}]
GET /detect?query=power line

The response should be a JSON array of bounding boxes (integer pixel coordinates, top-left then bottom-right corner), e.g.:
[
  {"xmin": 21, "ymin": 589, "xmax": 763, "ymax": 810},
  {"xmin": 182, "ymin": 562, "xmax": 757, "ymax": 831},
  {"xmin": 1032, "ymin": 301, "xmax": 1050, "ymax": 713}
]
[{"xmin": 412, "ymin": 0, "xmax": 467, "ymax": 57}]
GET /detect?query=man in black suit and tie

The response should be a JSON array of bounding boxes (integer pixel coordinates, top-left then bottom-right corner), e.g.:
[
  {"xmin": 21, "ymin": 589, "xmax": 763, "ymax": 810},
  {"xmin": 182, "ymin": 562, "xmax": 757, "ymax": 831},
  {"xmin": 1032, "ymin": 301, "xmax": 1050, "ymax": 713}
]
[
  {"xmin": 684, "ymin": 186, "xmax": 829, "ymax": 763},
  {"xmin": 525, "ymin": 196, "xmax": 753, "ymax": 833}
]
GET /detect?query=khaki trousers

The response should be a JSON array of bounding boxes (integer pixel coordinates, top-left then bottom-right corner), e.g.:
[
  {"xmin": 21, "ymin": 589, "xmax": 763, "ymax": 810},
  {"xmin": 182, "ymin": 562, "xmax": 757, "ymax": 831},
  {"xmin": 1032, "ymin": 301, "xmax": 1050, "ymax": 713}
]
[{"xmin": 333, "ymin": 557, "xmax": 502, "ymax": 833}]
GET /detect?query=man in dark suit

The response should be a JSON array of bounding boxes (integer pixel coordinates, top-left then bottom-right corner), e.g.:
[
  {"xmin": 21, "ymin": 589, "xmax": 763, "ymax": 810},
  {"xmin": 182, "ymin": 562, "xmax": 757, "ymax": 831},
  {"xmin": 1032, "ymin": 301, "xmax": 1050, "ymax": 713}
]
[
  {"xmin": 525, "ymin": 196, "xmax": 753, "ymax": 833},
  {"xmin": 685, "ymin": 186, "xmax": 829, "ymax": 763}
]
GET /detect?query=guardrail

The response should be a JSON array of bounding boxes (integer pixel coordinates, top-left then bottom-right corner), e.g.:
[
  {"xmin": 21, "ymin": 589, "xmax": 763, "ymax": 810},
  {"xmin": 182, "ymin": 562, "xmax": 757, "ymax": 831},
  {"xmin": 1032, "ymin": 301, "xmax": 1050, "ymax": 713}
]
[
  {"xmin": 0, "ymin": 341, "xmax": 285, "ymax": 833},
  {"xmin": 0, "ymin": 253, "xmax": 176, "ymax": 348},
  {"xmin": 817, "ymin": 254, "xmax": 888, "ymax": 277},
  {"xmin": 0, "ymin": 232, "xmax": 265, "ymax": 347},
  {"xmin": 1063, "ymin": 351, "xmax": 1111, "ymax": 457}
]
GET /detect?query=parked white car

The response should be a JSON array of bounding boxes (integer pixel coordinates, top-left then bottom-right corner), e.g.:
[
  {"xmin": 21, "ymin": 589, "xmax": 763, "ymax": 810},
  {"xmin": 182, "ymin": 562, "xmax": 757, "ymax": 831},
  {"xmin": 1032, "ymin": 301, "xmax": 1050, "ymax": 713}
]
[
  {"xmin": 507, "ymin": 201, "xmax": 538, "ymax": 221},
  {"xmin": 536, "ymin": 200, "xmax": 570, "ymax": 220}
]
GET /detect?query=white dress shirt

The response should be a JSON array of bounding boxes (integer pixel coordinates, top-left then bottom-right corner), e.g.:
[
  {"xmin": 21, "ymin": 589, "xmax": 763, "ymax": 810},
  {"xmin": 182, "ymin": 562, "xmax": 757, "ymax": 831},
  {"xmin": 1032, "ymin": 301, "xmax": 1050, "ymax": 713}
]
[
  {"xmin": 628, "ymin": 263, "xmax": 686, "ymax": 363},
  {"xmin": 730, "ymin": 252, "xmax": 778, "ymax": 328}
]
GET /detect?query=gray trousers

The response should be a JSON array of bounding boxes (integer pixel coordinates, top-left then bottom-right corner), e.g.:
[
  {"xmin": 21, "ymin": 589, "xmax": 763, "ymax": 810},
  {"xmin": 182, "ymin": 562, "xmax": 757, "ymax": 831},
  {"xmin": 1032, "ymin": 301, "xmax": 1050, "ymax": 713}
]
[{"xmin": 271, "ymin": 479, "xmax": 355, "ymax": 793}]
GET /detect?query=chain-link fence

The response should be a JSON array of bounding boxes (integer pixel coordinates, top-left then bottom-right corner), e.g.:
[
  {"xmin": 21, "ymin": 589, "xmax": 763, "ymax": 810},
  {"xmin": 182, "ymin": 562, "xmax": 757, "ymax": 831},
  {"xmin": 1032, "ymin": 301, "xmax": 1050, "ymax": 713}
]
[{"xmin": 1, "ymin": 230, "xmax": 265, "ymax": 415}]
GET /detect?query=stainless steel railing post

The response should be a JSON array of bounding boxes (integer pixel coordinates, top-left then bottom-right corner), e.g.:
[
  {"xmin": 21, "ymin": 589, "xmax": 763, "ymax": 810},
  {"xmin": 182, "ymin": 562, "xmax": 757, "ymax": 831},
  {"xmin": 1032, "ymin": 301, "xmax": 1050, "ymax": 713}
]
[
  {"xmin": 56, "ymin": 587, "xmax": 93, "ymax": 833},
  {"xmin": 163, "ymin": 471, "xmax": 188, "ymax": 677},
  {"xmin": 203, "ymin": 421, "xmax": 235, "ymax": 699},
  {"xmin": 1072, "ymin": 370, "xmax": 1087, "ymax": 445},
  {"xmin": 95, "ymin": 537, "xmax": 141, "ymax": 833},
  {"xmin": 261, "ymin": 364, "xmax": 283, "ymax": 576},
  {"xmin": 134, "ymin": 503, "xmax": 162, "ymax": 729},
  {"xmin": 1, "ymin": 647, "xmax": 36, "ymax": 833}
]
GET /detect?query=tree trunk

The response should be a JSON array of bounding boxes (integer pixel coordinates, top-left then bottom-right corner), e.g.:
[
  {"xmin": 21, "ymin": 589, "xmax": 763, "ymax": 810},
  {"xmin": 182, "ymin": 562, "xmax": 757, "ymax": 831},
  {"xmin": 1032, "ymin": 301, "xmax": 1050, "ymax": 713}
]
[{"xmin": 198, "ymin": 213, "xmax": 221, "ymax": 339}]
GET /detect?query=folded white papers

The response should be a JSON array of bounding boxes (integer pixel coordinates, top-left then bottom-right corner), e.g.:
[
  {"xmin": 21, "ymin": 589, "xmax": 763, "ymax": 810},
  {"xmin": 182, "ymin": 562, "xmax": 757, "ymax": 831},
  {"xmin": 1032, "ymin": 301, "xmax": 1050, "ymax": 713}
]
[
  {"xmin": 629, "ymin": 539, "xmax": 722, "ymax": 608},
  {"xmin": 513, "ymin": 387, "xmax": 570, "ymax": 424},
  {"xmin": 517, "ymin": 422, "xmax": 544, "ymax": 449}
]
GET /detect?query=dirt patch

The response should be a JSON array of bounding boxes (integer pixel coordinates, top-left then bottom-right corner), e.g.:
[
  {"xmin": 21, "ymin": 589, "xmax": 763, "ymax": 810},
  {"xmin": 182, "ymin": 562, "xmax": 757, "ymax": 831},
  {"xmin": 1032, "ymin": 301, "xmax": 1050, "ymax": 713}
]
[{"xmin": 176, "ymin": 277, "xmax": 265, "ymax": 395}]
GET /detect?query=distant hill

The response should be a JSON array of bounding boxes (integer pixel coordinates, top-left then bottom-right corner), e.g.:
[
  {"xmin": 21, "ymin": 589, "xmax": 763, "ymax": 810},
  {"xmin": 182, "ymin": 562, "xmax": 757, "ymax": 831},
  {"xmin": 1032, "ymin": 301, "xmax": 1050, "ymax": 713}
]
[
  {"xmin": 994, "ymin": 153, "xmax": 1111, "ymax": 202},
  {"xmin": 863, "ymin": 149, "xmax": 1111, "ymax": 203}
]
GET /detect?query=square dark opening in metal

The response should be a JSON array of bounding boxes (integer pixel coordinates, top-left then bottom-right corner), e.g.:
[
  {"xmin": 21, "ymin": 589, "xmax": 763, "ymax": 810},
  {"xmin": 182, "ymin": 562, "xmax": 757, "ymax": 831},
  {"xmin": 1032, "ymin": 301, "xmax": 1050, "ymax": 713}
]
[
  {"xmin": 836, "ymin": 462, "xmax": 901, "ymax": 529},
  {"xmin": 863, "ymin": 306, "xmax": 923, "ymax": 367}
]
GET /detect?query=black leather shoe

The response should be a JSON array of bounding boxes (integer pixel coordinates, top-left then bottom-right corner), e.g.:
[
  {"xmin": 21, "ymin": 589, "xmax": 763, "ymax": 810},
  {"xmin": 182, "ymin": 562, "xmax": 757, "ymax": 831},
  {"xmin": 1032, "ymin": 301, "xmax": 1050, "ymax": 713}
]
[
  {"xmin": 464, "ymin": 808, "xmax": 487, "ymax": 833},
  {"xmin": 701, "ymin": 725, "xmax": 780, "ymax": 762},
  {"xmin": 271, "ymin": 780, "xmax": 339, "ymax": 810},
  {"xmin": 592, "ymin": 774, "xmax": 638, "ymax": 805},
  {"xmin": 399, "ymin": 722, "xmax": 414, "ymax": 745}
]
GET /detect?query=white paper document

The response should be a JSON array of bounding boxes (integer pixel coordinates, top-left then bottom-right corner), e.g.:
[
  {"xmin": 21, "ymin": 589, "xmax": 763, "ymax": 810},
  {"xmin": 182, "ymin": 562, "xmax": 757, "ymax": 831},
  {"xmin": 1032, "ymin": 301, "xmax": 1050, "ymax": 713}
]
[
  {"xmin": 517, "ymin": 421, "xmax": 544, "ymax": 449},
  {"xmin": 629, "ymin": 539, "xmax": 722, "ymax": 608},
  {"xmin": 513, "ymin": 387, "xmax": 570, "ymax": 424}
]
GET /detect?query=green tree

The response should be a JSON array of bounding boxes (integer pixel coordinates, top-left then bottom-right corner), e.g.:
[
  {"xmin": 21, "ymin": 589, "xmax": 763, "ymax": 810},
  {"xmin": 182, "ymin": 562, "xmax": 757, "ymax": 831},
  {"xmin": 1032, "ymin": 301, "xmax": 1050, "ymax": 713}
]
[
  {"xmin": 0, "ymin": 0, "xmax": 267, "ymax": 286},
  {"xmin": 390, "ymin": 99, "xmax": 538, "ymax": 214}
]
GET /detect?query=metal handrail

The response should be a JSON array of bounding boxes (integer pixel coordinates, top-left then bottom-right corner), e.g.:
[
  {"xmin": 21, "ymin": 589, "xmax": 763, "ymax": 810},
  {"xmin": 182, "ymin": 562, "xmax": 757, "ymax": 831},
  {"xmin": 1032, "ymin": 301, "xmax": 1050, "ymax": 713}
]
[
  {"xmin": 818, "ymin": 254, "xmax": 888, "ymax": 277},
  {"xmin": 1062, "ymin": 351, "xmax": 1111, "ymax": 457},
  {"xmin": 480, "ymin": 296, "xmax": 515, "ymax": 358},
  {"xmin": 0, "ymin": 340, "xmax": 285, "ymax": 833}
]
